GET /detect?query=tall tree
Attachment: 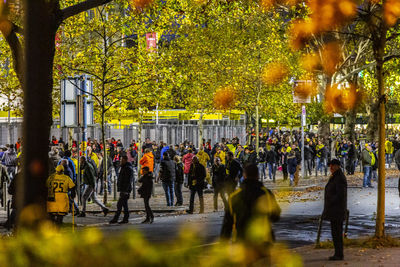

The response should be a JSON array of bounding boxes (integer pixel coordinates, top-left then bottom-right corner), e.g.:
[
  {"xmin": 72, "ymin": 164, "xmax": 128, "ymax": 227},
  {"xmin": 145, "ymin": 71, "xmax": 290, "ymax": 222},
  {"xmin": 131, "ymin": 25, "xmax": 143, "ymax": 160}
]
[{"xmin": 0, "ymin": 0, "xmax": 152, "ymax": 227}]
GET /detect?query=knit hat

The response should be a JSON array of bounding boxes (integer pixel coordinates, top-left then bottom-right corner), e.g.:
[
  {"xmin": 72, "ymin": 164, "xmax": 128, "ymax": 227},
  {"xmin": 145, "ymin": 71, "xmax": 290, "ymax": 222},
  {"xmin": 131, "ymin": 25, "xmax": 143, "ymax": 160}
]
[{"xmin": 56, "ymin": 165, "xmax": 64, "ymax": 173}]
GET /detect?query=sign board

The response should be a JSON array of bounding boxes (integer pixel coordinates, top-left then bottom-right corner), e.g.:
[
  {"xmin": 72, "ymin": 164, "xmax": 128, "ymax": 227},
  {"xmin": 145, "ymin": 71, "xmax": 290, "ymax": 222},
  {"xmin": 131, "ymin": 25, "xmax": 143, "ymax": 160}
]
[
  {"xmin": 293, "ymin": 80, "xmax": 312, "ymax": 104},
  {"xmin": 60, "ymin": 76, "xmax": 94, "ymax": 127},
  {"xmin": 146, "ymin": 32, "xmax": 158, "ymax": 52}
]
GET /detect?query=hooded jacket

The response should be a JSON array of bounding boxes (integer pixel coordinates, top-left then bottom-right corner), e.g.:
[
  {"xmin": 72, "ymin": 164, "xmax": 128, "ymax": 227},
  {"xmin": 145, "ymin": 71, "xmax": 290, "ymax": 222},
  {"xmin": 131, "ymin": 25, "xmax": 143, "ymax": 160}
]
[
  {"xmin": 159, "ymin": 156, "xmax": 176, "ymax": 183},
  {"xmin": 182, "ymin": 153, "xmax": 195, "ymax": 174},
  {"xmin": 140, "ymin": 152, "xmax": 154, "ymax": 174},
  {"xmin": 221, "ymin": 179, "xmax": 281, "ymax": 243},
  {"xmin": 118, "ymin": 162, "xmax": 134, "ymax": 193}
]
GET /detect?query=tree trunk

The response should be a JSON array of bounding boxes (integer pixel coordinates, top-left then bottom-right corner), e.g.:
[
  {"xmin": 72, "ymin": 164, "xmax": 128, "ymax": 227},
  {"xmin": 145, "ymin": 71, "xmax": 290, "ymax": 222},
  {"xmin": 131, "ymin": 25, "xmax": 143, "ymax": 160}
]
[
  {"xmin": 102, "ymin": 108, "xmax": 108, "ymax": 204},
  {"xmin": 344, "ymin": 109, "xmax": 357, "ymax": 142},
  {"xmin": 366, "ymin": 100, "xmax": 379, "ymax": 142},
  {"xmin": 374, "ymin": 27, "xmax": 387, "ymax": 238},
  {"xmin": 255, "ymin": 104, "xmax": 259, "ymax": 152},
  {"xmin": 198, "ymin": 111, "xmax": 204, "ymax": 148},
  {"xmin": 317, "ymin": 120, "xmax": 330, "ymax": 141},
  {"xmin": 18, "ymin": 0, "xmax": 59, "ymax": 227},
  {"xmin": 245, "ymin": 111, "xmax": 253, "ymax": 146},
  {"xmin": 137, "ymin": 117, "xmax": 143, "ymax": 175}
]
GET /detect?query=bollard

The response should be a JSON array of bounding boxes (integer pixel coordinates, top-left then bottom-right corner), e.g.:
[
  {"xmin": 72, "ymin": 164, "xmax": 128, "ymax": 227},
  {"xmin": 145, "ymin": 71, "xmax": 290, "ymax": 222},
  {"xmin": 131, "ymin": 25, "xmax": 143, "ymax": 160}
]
[
  {"xmin": 6, "ymin": 200, "xmax": 10, "ymax": 231},
  {"xmin": 2, "ymin": 182, "xmax": 6, "ymax": 210},
  {"xmin": 316, "ymin": 215, "xmax": 323, "ymax": 246},
  {"xmin": 113, "ymin": 173, "xmax": 117, "ymax": 201}
]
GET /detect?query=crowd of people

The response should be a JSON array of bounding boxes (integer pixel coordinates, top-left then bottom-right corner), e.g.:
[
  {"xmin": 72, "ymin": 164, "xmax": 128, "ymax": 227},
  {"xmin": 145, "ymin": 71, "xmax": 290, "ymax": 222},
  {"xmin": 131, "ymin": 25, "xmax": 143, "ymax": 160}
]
[
  {"xmin": 2, "ymin": 130, "xmax": 397, "ymax": 262},
  {"xmin": 0, "ymin": 128, "xmax": 398, "ymax": 229}
]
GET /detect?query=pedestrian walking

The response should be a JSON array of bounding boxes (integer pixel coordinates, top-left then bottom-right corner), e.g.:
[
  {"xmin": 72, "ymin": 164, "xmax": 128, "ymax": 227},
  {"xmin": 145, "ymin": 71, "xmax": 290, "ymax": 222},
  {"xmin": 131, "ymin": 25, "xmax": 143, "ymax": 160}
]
[
  {"xmin": 79, "ymin": 156, "xmax": 109, "ymax": 217},
  {"xmin": 361, "ymin": 144, "xmax": 375, "ymax": 188},
  {"xmin": 138, "ymin": 167, "xmax": 154, "ymax": 224},
  {"xmin": 280, "ymin": 146, "xmax": 288, "ymax": 181},
  {"xmin": 287, "ymin": 150, "xmax": 297, "ymax": 186},
  {"xmin": 186, "ymin": 157, "xmax": 206, "ymax": 214},
  {"xmin": 140, "ymin": 148, "xmax": 154, "ymax": 175},
  {"xmin": 266, "ymin": 144, "xmax": 277, "ymax": 182},
  {"xmin": 258, "ymin": 147, "xmax": 266, "ymax": 181},
  {"xmin": 159, "ymin": 152, "xmax": 176, "ymax": 206},
  {"xmin": 46, "ymin": 165, "xmax": 76, "ymax": 224},
  {"xmin": 98, "ymin": 152, "xmax": 113, "ymax": 196},
  {"xmin": 322, "ymin": 159, "xmax": 347, "ymax": 261},
  {"xmin": 110, "ymin": 156, "xmax": 133, "ymax": 224},
  {"xmin": 225, "ymin": 152, "xmax": 242, "ymax": 194},
  {"xmin": 174, "ymin": 156, "xmax": 184, "ymax": 206},
  {"xmin": 220, "ymin": 164, "xmax": 281, "ymax": 264},
  {"xmin": 182, "ymin": 148, "xmax": 195, "ymax": 187},
  {"xmin": 211, "ymin": 157, "xmax": 227, "ymax": 211},
  {"xmin": 316, "ymin": 141, "xmax": 328, "ymax": 177}
]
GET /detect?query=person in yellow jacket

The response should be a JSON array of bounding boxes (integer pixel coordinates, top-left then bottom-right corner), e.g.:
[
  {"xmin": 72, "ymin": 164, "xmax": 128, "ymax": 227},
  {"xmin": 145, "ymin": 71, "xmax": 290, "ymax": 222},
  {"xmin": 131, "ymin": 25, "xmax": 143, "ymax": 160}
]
[
  {"xmin": 385, "ymin": 139, "xmax": 394, "ymax": 168},
  {"xmin": 47, "ymin": 165, "xmax": 76, "ymax": 224},
  {"xmin": 215, "ymin": 146, "xmax": 226, "ymax": 165},
  {"xmin": 197, "ymin": 147, "xmax": 211, "ymax": 185},
  {"xmin": 87, "ymin": 146, "xmax": 99, "ymax": 168}
]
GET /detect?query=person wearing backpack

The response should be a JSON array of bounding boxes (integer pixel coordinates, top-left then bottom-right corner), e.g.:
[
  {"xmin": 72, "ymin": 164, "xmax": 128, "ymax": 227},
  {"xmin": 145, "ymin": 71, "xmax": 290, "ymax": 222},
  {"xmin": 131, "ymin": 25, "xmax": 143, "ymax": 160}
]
[
  {"xmin": 2, "ymin": 144, "xmax": 17, "ymax": 180},
  {"xmin": 78, "ymin": 156, "xmax": 109, "ymax": 217},
  {"xmin": 159, "ymin": 152, "xmax": 176, "ymax": 206}
]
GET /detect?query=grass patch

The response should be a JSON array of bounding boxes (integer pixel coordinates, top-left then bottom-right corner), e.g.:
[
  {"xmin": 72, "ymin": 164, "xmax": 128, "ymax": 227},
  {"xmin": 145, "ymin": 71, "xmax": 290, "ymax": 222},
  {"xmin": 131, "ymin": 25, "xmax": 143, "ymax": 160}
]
[{"xmin": 316, "ymin": 236, "xmax": 400, "ymax": 249}]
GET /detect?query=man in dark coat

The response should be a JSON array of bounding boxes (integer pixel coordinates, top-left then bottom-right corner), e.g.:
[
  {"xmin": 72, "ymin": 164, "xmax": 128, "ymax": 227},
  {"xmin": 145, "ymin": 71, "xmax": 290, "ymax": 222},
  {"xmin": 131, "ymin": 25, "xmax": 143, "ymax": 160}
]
[
  {"xmin": 211, "ymin": 157, "xmax": 227, "ymax": 211},
  {"xmin": 266, "ymin": 145, "xmax": 277, "ymax": 182},
  {"xmin": 159, "ymin": 152, "xmax": 176, "ymax": 206},
  {"xmin": 323, "ymin": 158, "xmax": 347, "ymax": 261},
  {"xmin": 138, "ymin": 167, "xmax": 154, "ymax": 223},
  {"xmin": 221, "ymin": 164, "xmax": 281, "ymax": 264},
  {"xmin": 346, "ymin": 141, "xmax": 357, "ymax": 175},
  {"xmin": 225, "ymin": 152, "xmax": 242, "ymax": 194},
  {"xmin": 186, "ymin": 157, "xmax": 206, "ymax": 214},
  {"xmin": 110, "ymin": 156, "xmax": 133, "ymax": 224}
]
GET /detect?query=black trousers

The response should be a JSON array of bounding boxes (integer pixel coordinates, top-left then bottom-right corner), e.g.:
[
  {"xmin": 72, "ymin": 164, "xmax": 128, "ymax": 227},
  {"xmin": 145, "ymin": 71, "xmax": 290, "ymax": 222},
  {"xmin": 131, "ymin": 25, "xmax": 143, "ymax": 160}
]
[
  {"xmin": 114, "ymin": 192, "xmax": 130, "ymax": 220},
  {"xmin": 282, "ymin": 164, "xmax": 288, "ymax": 180},
  {"xmin": 174, "ymin": 182, "xmax": 183, "ymax": 205},
  {"xmin": 330, "ymin": 220, "xmax": 344, "ymax": 257},
  {"xmin": 305, "ymin": 159, "xmax": 312, "ymax": 176},
  {"xmin": 189, "ymin": 186, "xmax": 204, "ymax": 213},
  {"xmin": 49, "ymin": 213, "xmax": 64, "ymax": 225},
  {"xmin": 213, "ymin": 184, "xmax": 228, "ymax": 211},
  {"xmin": 144, "ymin": 196, "xmax": 153, "ymax": 220}
]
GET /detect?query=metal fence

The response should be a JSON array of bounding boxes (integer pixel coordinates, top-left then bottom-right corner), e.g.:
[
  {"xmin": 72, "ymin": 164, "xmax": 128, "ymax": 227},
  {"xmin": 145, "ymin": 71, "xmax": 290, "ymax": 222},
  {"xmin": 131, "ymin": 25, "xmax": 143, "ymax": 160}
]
[{"xmin": 0, "ymin": 120, "xmax": 246, "ymax": 148}]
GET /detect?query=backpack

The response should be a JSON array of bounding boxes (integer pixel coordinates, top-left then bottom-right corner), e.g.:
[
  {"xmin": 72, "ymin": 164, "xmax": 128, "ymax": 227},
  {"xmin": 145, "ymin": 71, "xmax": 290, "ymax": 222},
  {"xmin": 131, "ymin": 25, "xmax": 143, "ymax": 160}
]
[
  {"xmin": 87, "ymin": 158, "xmax": 99, "ymax": 177},
  {"xmin": 3, "ymin": 152, "xmax": 17, "ymax": 166},
  {"xmin": 160, "ymin": 161, "xmax": 171, "ymax": 182}
]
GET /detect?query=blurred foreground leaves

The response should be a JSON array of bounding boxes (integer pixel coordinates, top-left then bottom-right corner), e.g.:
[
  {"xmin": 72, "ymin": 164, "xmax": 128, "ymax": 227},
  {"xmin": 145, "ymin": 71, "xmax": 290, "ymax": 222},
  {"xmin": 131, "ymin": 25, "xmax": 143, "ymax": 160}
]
[{"xmin": 0, "ymin": 222, "xmax": 303, "ymax": 267}]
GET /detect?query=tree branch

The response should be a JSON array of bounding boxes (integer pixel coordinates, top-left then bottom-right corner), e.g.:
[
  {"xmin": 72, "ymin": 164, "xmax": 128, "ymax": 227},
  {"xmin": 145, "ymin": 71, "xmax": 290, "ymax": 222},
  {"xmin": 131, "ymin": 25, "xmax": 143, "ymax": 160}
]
[
  {"xmin": 61, "ymin": 0, "xmax": 112, "ymax": 21},
  {"xmin": 104, "ymin": 79, "xmax": 152, "ymax": 98},
  {"xmin": 2, "ymin": 22, "xmax": 24, "ymax": 85}
]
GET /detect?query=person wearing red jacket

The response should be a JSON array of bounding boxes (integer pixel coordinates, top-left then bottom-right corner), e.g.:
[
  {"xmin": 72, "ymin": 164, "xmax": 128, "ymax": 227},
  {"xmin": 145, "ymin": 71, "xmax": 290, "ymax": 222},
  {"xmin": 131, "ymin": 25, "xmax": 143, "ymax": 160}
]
[{"xmin": 182, "ymin": 148, "xmax": 195, "ymax": 187}]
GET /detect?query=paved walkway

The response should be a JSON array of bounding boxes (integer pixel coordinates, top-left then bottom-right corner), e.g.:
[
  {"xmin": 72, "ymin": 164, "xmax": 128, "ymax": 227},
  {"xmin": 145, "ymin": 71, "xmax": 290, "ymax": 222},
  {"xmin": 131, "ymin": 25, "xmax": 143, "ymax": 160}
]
[{"xmin": 294, "ymin": 245, "xmax": 400, "ymax": 266}]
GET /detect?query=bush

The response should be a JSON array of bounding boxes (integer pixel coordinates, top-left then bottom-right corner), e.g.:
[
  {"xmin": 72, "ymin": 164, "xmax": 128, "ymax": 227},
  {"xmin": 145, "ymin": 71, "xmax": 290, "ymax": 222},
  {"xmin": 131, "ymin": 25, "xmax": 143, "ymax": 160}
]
[{"xmin": 0, "ymin": 223, "xmax": 303, "ymax": 267}]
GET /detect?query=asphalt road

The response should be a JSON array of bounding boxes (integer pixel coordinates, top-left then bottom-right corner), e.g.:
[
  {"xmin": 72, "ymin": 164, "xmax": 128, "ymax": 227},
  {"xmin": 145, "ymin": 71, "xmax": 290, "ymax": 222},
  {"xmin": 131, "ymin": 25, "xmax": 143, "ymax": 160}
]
[{"xmin": 79, "ymin": 177, "xmax": 400, "ymax": 248}]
